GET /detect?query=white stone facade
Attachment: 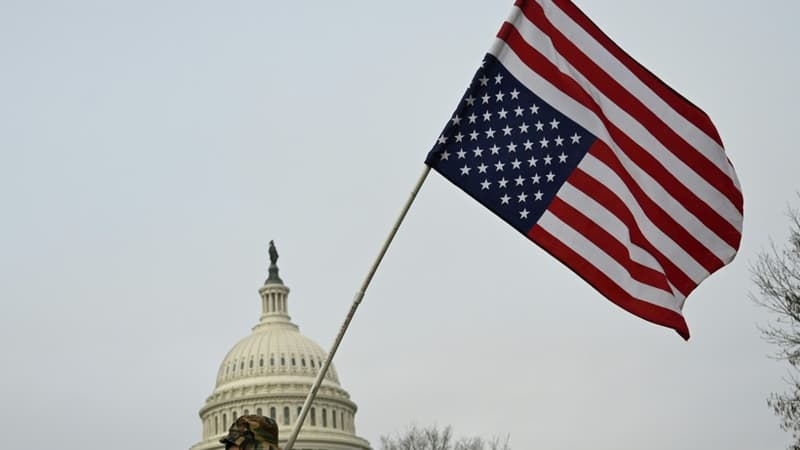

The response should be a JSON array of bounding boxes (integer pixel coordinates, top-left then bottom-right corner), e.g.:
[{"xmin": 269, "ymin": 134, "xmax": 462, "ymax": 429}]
[{"xmin": 190, "ymin": 261, "xmax": 371, "ymax": 450}]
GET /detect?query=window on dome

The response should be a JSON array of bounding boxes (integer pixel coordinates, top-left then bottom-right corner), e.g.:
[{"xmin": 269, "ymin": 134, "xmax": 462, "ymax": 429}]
[
  {"xmin": 291, "ymin": 356, "xmax": 296, "ymax": 366},
  {"xmin": 332, "ymin": 410, "xmax": 337, "ymax": 428},
  {"xmin": 240, "ymin": 362, "xmax": 244, "ymax": 370},
  {"xmin": 223, "ymin": 414, "xmax": 227, "ymax": 430},
  {"xmin": 281, "ymin": 356, "xmax": 285, "ymax": 366},
  {"xmin": 283, "ymin": 407, "xmax": 290, "ymax": 426},
  {"xmin": 297, "ymin": 406, "xmax": 302, "ymax": 421},
  {"xmin": 310, "ymin": 359, "xmax": 315, "ymax": 368},
  {"xmin": 259, "ymin": 358, "xmax": 264, "ymax": 367},
  {"xmin": 301, "ymin": 357, "xmax": 306, "ymax": 367},
  {"xmin": 270, "ymin": 356, "xmax": 275, "ymax": 366},
  {"xmin": 310, "ymin": 408, "xmax": 316, "ymax": 426},
  {"xmin": 256, "ymin": 407, "xmax": 262, "ymax": 416},
  {"xmin": 232, "ymin": 411, "xmax": 238, "ymax": 421},
  {"xmin": 231, "ymin": 363, "xmax": 235, "ymax": 373},
  {"xmin": 245, "ymin": 409, "xmax": 250, "ymax": 416},
  {"xmin": 249, "ymin": 359, "xmax": 253, "ymax": 369},
  {"xmin": 340, "ymin": 412, "xmax": 344, "ymax": 430},
  {"xmin": 215, "ymin": 416, "xmax": 219, "ymax": 434},
  {"xmin": 270, "ymin": 407, "xmax": 276, "ymax": 420},
  {"xmin": 322, "ymin": 408, "xmax": 327, "ymax": 427}
]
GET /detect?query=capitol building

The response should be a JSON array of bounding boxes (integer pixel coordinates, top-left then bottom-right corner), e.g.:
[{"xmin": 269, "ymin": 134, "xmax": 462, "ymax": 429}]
[{"xmin": 190, "ymin": 244, "xmax": 372, "ymax": 450}]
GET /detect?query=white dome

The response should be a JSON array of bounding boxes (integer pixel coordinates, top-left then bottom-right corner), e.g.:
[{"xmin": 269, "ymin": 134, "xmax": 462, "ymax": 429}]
[
  {"xmin": 190, "ymin": 252, "xmax": 371, "ymax": 450},
  {"xmin": 215, "ymin": 320, "xmax": 341, "ymax": 387}
]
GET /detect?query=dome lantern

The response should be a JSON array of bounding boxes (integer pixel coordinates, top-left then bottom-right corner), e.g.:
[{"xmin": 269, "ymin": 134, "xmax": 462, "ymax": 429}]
[{"xmin": 257, "ymin": 241, "xmax": 291, "ymax": 325}]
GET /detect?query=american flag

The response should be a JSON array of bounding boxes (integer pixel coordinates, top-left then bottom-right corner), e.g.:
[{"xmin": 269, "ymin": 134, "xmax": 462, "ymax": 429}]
[{"xmin": 425, "ymin": 0, "xmax": 743, "ymax": 339}]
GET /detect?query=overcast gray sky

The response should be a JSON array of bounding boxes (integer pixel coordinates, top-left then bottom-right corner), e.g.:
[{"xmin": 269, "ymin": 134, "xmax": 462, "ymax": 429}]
[{"xmin": 1, "ymin": 1, "xmax": 798, "ymax": 449}]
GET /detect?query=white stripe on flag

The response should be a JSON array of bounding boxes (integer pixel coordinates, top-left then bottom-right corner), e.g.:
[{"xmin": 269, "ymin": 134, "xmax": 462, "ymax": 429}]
[
  {"xmin": 507, "ymin": 8, "xmax": 742, "ymax": 247},
  {"xmin": 577, "ymin": 153, "xmax": 710, "ymax": 283},
  {"xmin": 556, "ymin": 183, "xmax": 666, "ymax": 281},
  {"xmin": 537, "ymin": 0, "xmax": 741, "ymax": 191},
  {"xmin": 489, "ymin": 41, "xmax": 717, "ymax": 280},
  {"xmin": 537, "ymin": 210, "xmax": 684, "ymax": 313}
]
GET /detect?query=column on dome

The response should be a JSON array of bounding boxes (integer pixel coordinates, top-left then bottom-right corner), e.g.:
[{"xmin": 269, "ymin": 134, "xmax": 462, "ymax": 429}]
[{"xmin": 258, "ymin": 281, "xmax": 290, "ymax": 320}]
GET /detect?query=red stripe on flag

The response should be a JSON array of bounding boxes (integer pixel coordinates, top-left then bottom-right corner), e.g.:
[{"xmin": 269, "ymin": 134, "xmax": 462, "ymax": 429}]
[
  {"xmin": 547, "ymin": 196, "xmax": 673, "ymax": 293},
  {"xmin": 497, "ymin": 21, "xmax": 594, "ymax": 109},
  {"xmin": 528, "ymin": 224, "xmax": 691, "ymax": 339},
  {"xmin": 546, "ymin": 0, "xmax": 727, "ymax": 150},
  {"xmin": 567, "ymin": 168, "xmax": 697, "ymax": 297},
  {"xmin": 600, "ymin": 120, "xmax": 741, "ymax": 250},
  {"xmin": 587, "ymin": 140, "xmax": 724, "ymax": 272},
  {"xmin": 498, "ymin": 26, "xmax": 725, "ymax": 272},
  {"xmin": 515, "ymin": 0, "xmax": 744, "ymax": 236}
]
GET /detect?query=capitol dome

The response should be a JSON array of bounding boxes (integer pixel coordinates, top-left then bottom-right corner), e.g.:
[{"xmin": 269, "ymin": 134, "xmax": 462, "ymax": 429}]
[{"xmin": 190, "ymin": 243, "xmax": 371, "ymax": 450}]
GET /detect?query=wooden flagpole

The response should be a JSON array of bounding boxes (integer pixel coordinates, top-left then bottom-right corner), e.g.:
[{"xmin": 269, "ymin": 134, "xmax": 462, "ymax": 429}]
[{"xmin": 282, "ymin": 165, "xmax": 432, "ymax": 450}]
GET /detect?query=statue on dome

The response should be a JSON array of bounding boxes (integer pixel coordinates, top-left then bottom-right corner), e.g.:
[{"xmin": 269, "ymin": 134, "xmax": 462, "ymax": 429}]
[
  {"xmin": 266, "ymin": 240, "xmax": 283, "ymax": 284},
  {"xmin": 269, "ymin": 240, "xmax": 279, "ymax": 265}
]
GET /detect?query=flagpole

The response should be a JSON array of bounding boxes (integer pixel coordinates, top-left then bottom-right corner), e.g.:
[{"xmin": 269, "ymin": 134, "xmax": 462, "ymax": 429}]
[{"xmin": 282, "ymin": 165, "xmax": 432, "ymax": 450}]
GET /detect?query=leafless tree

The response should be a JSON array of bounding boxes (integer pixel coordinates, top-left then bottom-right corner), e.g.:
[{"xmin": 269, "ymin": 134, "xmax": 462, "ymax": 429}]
[
  {"xmin": 751, "ymin": 201, "xmax": 800, "ymax": 450},
  {"xmin": 380, "ymin": 424, "xmax": 510, "ymax": 450}
]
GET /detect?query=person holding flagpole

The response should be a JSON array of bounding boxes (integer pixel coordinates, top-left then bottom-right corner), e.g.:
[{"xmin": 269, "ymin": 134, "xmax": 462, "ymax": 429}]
[{"xmin": 219, "ymin": 415, "xmax": 281, "ymax": 450}]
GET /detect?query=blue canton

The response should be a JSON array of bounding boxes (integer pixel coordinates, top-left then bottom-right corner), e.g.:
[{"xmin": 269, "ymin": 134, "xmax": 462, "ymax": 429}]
[{"xmin": 426, "ymin": 54, "xmax": 595, "ymax": 234}]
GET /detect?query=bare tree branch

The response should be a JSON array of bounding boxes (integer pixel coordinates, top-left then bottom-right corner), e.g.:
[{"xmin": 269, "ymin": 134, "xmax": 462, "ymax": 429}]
[
  {"xmin": 752, "ymin": 197, "xmax": 800, "ymax": 450},
  {"xmin": 380, "ymin": 424, "xmax": 510, "ymax": 450}
]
